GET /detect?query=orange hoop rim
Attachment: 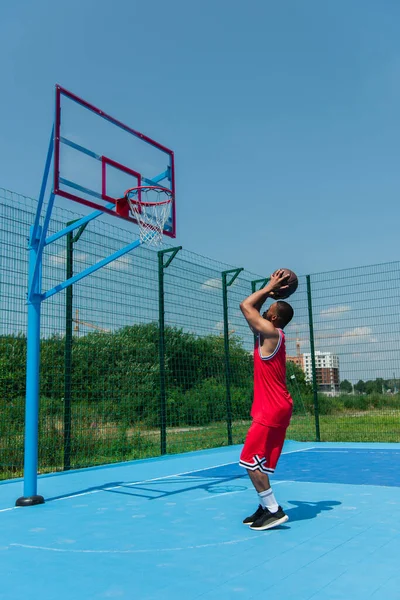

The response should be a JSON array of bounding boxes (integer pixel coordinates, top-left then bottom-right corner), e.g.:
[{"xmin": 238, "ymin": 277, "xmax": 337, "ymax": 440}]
[{"xmin": 125, "ymin": 185, "xmax": 173, "ymax": 207}]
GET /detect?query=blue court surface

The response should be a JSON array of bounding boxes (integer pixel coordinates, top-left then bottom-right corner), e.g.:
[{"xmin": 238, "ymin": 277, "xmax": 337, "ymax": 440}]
[{"xmin": 2, "ymin": 441, "xmax": 400, "ymax": 600}]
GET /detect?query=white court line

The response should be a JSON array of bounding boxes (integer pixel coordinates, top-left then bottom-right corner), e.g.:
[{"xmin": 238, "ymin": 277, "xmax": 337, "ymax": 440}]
[
  {"xmin": 54, "ymin": 447, "xmax": 314, "ymax": 502},
  {"xmin": 308, "ymin": 450, "xmax": 350, "ymax": 453},
  {"xmin": 9, "ymin": 534, "xmax": 259, "ymax": 554},
  {"xmin": 310, "ymin": 449, "xmax": 400, "ymax": 454},
  {"xmin": 196, "ymin": 490, "xmax": 244, "ymax": 501},
  {"xmin": 0, "ymin": 446, "xmax": 315, "ymax": 513}
]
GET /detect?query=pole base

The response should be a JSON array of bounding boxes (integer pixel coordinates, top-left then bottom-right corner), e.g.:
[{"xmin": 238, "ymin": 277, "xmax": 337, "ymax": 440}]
[{"xmin": 15, "ymin": 495, "xmax": 45, "ymax": 507}]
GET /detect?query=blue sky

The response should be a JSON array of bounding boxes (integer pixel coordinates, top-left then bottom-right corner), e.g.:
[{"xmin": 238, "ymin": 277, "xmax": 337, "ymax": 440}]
[{"xmin": 1, "ymin": 0, "xmax": 400, "ymax": 277}]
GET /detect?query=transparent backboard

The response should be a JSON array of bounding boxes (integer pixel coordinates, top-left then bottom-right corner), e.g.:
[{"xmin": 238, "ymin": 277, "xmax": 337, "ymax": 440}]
[{"xmin": 54, "ymin": 86, "xmax": 176, "ymax": 237}]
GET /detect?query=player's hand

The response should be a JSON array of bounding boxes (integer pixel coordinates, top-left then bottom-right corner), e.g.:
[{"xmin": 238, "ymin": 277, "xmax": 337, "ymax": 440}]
[{"xmin": 266, "ymin": 269, "xmax": 290, "ymax": 298}]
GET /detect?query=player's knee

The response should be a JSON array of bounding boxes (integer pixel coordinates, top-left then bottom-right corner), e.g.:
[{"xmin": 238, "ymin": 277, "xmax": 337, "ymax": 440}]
[{"xmin": 247, "ymin": 468, "xmax": 269, "ymax": 486}]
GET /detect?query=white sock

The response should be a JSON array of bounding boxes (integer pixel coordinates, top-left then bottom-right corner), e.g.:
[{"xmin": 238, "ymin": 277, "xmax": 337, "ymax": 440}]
[{"xmin": 258, "ymin": 488, "xmax": 279, "ymax": 513}]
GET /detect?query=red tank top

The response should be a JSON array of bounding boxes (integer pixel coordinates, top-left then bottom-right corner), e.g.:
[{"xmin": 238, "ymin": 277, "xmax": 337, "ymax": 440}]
[{"xmin": 251, "ymin": 330, "xmax": 293, "ymax": 428}]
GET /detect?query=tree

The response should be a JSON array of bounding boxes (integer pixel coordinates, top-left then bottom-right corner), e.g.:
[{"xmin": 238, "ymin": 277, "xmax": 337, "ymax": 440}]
[
  {"xmin": 354, "ymin": 380, "xmax": 366, "ymax": 395},
  {"xmin": 286, "ymin": 361, "xmax": 313, "ymax": 397},
  {"xmin": 340, "ymin": 379, "xmax": 353, "ymax": 394},
  {"xmin": 0, "ymin": 334, "xmax": 27, "ymax": 400}
]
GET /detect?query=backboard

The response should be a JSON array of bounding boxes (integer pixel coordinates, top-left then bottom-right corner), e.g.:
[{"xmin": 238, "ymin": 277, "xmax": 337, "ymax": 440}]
[{"xmin": 53, "ymin": 85, "xmax": 176, "ymax": 237}]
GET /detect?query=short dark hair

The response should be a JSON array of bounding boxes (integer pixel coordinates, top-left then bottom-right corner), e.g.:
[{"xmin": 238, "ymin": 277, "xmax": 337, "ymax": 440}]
[{"xmin": 276, "ymin": 301, "xmax": 294, "ymax": 328}]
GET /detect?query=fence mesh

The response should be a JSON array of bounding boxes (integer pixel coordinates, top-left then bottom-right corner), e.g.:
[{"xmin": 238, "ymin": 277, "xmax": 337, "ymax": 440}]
[
  {"xmin": 307, "ymin": 265, "xmax": 400, "ymax": 442},
  {"xmin": 1, "ymin": 188, "xmax": 399, "ymax": 480}
]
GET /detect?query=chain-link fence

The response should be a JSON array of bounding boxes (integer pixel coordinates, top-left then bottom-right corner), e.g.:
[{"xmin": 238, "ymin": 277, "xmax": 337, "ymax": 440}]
[{"xmin": 1, "ymin": 188, "xmax": 399, "ymax": 480}]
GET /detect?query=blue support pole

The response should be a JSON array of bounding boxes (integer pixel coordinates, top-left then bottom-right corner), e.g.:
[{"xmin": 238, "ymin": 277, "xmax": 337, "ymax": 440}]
[
  {"xmin": 142, "ymin": 170, "xmax": 170, "ymax": 186},
  {"xmin": 16, "ymin": 113, "xmax": 159, "ymax": 505},
  {"xmin": 29, "ymin": 193, "xmax": 56, "ymax": 302},
  {"xmin": 16, "ymin": 226, "xmax": 45, "ymax": 506},
  {"xmin": 45, "ymin": 202, "xmax": 116, "ymax": 246},
  {"xmin": 42, "ymin": 238, "xmax": 142, "ymax": 300},
  {"xmin": 32, "ymin": 128, "xmax": 54, "ymax": 242}
]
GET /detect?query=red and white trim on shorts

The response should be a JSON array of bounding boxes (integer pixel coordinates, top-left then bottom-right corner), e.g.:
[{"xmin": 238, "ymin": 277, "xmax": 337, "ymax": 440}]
[{"xmin": 239, "ymin": 455, "xmax": 275, "ymax": 475}]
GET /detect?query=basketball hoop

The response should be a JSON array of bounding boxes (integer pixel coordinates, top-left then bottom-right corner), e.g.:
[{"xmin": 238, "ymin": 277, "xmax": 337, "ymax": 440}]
[{"xmin": 125, "ymin": 186, "xmax": 173, "ymax": 246}]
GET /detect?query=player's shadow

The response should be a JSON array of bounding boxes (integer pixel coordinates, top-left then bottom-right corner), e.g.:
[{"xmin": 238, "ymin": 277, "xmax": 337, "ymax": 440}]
[
  {"xmin": 44, "ymin": 475, "xmax": 247, "ymax": 503},
  {"xmin": 45, "ymin": 482, "xmax": 125, "ymax": 502},
  {"xmin": 106, "ymin": 475, "xmax": 248, "ymax": 500},
  {"xmin": 284, "ymin": 499, "xmax": 341, "ymax": 522}
]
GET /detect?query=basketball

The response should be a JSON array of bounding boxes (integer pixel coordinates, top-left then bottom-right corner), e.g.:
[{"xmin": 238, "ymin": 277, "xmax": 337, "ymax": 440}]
[{"xmin": 275, "ymin": 268, "xmax": 298, "ymax": 299}]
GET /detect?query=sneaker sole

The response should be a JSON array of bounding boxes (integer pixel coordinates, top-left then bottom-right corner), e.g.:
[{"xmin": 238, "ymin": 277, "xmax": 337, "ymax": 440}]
[{"xmin": 249, "ymin": 514, "xmax": 289, "ymax": 531}]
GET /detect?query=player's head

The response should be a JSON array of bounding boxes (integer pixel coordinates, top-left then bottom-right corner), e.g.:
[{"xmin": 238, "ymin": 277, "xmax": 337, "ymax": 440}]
[{"xmin": 263, "ymin": 301, "xmax": 294, "ymax": 329}]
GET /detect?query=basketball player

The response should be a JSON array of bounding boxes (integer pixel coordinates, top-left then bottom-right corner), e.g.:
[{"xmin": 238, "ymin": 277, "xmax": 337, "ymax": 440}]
[{"xmin": 239, "ymin": 269, "xmax": 294, "ymax": 530}]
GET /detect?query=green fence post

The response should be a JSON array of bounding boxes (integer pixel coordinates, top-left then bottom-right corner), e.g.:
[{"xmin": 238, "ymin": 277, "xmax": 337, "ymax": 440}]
[
  {"xmin": 63, "ymin": 220, "xmax": 88, "ymax": 470},
  {"xmin": 250, "ymin": 278, "xmax": 270, "ymax": 344},
  {"xmin": 306, "ymin": 274, "xmax": 321, "ymax": 442},
  {"xmin": 222, "ymin": 268, "xmax": 244, "ymax": 445},
  {"xmin": 158, "ymin": 246, "xmax": 182, "ymax": 455},
  {"xmin": 251, "ymin": 278, "xmax": 270, "ymax": 295},
  {"xmin": 63, "ymin": 229, "xmax": 73, "ymax": 470}
]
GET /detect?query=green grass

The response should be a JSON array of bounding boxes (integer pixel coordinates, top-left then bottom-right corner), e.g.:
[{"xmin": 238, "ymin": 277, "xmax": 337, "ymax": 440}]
[
  {"xmin": 163, "ymin": 411, "xmax": 400, "ymax": 449},
  {"xmin": 2, "ymin": 410, "xmax": 400, "ymax": 480},
  {"xmin": 313, "ymin": 412, "xmax": 400, "ymax": 443}
]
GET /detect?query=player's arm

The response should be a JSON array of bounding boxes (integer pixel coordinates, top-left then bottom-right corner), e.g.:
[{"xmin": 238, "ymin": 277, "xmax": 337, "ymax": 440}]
[{"xmin": 240, "ymin": 270, "xmax": 289, "ymax": 337}]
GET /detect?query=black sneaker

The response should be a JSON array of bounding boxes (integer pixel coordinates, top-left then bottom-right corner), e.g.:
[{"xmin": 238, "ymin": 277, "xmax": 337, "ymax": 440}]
[
  {"xmin": 242, "ymin": 504, "xmax": 265, "ymax": 525},
  {"xmin": 249, "ymin": 506, "xmax": 289, "ymax": 530}
]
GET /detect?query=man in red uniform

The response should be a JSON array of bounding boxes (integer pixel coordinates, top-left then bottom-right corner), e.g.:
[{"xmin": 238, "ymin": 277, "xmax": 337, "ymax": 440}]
[{"xmin": 239, "ymin": 269, "xmax": 294, "ymax": 530}]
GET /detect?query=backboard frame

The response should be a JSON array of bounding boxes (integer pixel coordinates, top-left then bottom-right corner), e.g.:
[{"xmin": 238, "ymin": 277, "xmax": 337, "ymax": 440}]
[{"xmin": 53, "ymin": 85, "xmax": 176, "ymax": 237}]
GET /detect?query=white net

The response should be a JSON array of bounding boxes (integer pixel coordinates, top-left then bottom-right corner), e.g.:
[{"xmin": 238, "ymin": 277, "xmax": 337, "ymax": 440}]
[{"xmin": 126, "ymin": 186, "xmax": 173, "ymax": 246}]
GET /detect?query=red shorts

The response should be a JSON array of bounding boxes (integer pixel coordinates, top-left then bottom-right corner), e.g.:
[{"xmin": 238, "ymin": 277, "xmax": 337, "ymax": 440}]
[{"xmin": 239, "ymin": 421, "xmax": 287, "ymax": 474}]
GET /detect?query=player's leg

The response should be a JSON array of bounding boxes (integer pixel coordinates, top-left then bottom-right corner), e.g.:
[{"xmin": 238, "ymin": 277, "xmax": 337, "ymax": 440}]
[
  {"xmin": 239, "ymin": 421, "xmax": 274, "ymax": 524},
  {"xmin": 242, "ymin": 468, "xmax": 272, "ymax": 524},
  {"xmin": 247, "ymin": 468, "xmax": 271, "ymax": 492},
  {"xmin": 249, "ymin": 425, "xmax": 289, "ymax": 530},
  {"xmin": 239, "ymin": 422, "xmax": 288, "ymax": 529}
]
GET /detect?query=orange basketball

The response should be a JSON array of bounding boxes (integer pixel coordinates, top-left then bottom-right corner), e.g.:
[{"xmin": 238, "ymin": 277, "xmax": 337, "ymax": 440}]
[{"xmin": 275, "ymin": 269, "xmax": 298, "ymax": 299}]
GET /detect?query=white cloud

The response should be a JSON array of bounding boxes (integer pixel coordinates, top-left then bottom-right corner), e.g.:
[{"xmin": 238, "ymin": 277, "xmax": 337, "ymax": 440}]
[
  {"xmin": 49, "ymin": 250, "xmax": 88, "ymax": 266},
  {"xmin": 286, "ymin": 322, "xmax": 309, "ymax": 334},
  {"xmin": 320, "ymin": 305, "xmax": 351, "ymax": 318},
  {"xmin": 201, "ymin": 278, "xmax": 222, "ymax": 291},
  {"xmin": 49, "ymin": 251, "xmax": 66, "ymax": 266},
  {"xmin": 48, "ymin": 249, "xmax": 132, "ymax": 274},
  {"xmin": 340, "ymin": 327, "xmax": 378, "ymax": 344},
  {"xmin": 104, "ymin": 254, "xmax": 132, "ymax": 272}
]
